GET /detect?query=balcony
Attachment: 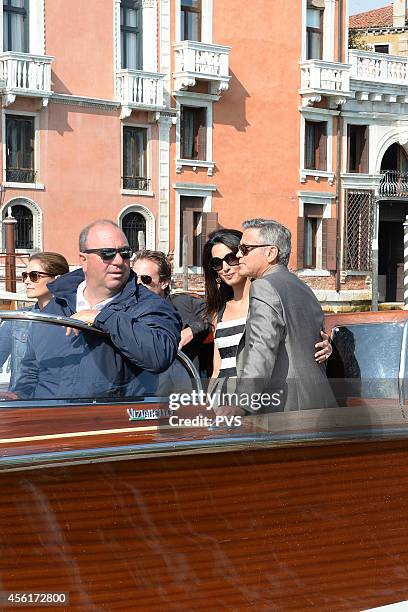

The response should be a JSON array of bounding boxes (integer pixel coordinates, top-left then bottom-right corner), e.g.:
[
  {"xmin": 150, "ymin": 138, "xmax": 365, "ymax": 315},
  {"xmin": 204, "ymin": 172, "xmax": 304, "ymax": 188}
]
[
  {"xmin": 116, "ymin": 70, "xmax": 165, "ymax": 118},
  {"xmin": 300, "ymin": 60, "xmax": 351, "ymax": 107},
  {"xmin": 379, "ymin": 170, "xmax": 408, "ymax": 198},
  {"xmin": 122, "ymin": 176, "xmax": 151, "ymax": 191},
  {"xmin": 173, "ymin": 41, "xmax": 230, "ymax": 95},
  {"xmin": 0, "ymin": 52, "xmax": 53, "ymax": 106},
  {"xmin": 349, "ymin": 50, "xmax": 408, "ymax": 102}
]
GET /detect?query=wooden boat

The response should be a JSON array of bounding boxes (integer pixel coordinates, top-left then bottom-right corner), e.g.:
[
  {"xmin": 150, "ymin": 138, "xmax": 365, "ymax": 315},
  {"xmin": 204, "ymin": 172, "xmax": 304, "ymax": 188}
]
[{"xmin": 1, "ymin": 311, "xmax": 408, "ymax": 610}]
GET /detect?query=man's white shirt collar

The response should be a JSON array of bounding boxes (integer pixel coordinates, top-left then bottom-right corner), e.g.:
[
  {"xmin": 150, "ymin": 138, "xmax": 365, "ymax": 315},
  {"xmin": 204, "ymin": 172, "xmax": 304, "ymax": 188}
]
[{"xmin": 76, "ymin": 280, "xmax": 120, "ymax": 311}]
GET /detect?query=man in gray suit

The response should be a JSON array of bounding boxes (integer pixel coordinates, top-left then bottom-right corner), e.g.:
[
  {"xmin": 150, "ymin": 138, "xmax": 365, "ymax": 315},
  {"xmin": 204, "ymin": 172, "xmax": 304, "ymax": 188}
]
[{"xmin": 220, "ymin": 218, "xmax": 336, "ymax": 415}]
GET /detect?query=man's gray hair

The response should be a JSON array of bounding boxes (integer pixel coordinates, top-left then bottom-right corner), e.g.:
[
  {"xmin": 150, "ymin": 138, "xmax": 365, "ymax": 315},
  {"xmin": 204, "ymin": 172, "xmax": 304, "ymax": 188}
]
[
  {"xmin": 79, "ymin": 219, "xmax": 127, "ymax": 251},
  {"xmin": 242, "ymin": 218, "xmax": 291, "ymax": 266}
]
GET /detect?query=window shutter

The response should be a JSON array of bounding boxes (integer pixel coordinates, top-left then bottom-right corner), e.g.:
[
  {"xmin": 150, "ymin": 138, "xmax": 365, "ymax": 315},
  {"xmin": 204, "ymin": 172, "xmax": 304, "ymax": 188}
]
[
  {"xmin": 201, "ymin": 212, "xmax": 218, "ymax": 242},
  {"xmin": 182, "ymin": 209, "xmax": 194, "ymax": 266},
  {"xmin": 361, "ymin": 126, "xmax": 369, "ymax": 173},
  {"xmin": 318, "ymin": 122, "xmax": 327, "ymax": 171},
  {"xmin": 322, "ymin": 218, "xmax": 337, "ymax": 271},
  {"xmin": 197, "ymin": 108, "xmax": 207, "ymax": 160},
  {"xmin": 297, "ymin": 217, "xmax": 305, "ymax": 269}
]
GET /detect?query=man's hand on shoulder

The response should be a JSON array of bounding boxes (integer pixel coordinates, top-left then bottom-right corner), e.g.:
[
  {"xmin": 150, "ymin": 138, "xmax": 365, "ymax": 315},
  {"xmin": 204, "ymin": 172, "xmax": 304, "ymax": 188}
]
[
  {"xmin": 65, "ymin": 309, "xmax": 101, "ymax": 336},
  {"xmin": 179, "ymin": 326, "xmax": 194, "ymax": 349}
]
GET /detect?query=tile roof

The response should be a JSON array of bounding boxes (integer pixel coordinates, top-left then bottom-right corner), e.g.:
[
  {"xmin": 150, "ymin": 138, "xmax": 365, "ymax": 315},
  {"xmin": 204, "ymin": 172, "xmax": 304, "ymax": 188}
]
[{"xmin": 349, "ymin": 4, "xmax": 408, "ymax": 29}]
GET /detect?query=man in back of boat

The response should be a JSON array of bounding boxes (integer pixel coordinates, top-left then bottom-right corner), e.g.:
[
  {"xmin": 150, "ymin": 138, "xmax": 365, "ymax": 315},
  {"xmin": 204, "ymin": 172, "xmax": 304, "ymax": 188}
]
[{"xmin": 13, "ymin": 220, "xmax": 181, "ymax": 400}]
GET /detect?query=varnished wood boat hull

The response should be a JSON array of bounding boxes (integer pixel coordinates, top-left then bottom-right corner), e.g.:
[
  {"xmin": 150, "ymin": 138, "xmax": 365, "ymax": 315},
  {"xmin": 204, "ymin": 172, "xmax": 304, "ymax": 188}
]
[{"xmin": 1, "ymin": 434, "xmax": 408, "ymax": 610}]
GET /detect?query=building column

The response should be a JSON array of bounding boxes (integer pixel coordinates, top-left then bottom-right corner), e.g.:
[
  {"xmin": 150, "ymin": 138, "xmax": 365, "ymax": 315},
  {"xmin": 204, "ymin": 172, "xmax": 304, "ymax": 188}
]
[
  {"xmin": 157, "ymin": 113, "xmax": 175, "ymax": 253},
  {"xmin": 404, "ymin": 215, "xmax": 408, "ymax": 308}
]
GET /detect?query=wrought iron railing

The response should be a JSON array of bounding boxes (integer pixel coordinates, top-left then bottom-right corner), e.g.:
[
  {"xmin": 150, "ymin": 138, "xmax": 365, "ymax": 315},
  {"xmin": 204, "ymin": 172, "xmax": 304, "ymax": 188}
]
[
  {"xmin": 122, "ymin": 176, "xmax": 151, "ymax": 191},
  {"xmin": 379, "ymin": 170, "xmax": 408, "ymax": 197},
  {"xmin": 6, "ymin": 168, "xmax": 36, "ymax": 183}
]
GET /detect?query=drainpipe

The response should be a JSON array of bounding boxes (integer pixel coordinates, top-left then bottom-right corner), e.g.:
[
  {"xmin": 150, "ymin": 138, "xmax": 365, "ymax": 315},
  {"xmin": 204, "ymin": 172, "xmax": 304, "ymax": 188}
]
[{"xmin": 335, "ymin": 0, "xmax": 343, "ymax": 293}]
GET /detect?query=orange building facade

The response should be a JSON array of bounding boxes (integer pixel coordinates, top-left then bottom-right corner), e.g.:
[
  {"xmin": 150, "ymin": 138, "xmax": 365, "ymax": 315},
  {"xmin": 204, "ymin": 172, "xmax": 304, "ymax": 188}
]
[{"xmin": 1, "ymin": 0, "xmax": 400, "ymax": 310}]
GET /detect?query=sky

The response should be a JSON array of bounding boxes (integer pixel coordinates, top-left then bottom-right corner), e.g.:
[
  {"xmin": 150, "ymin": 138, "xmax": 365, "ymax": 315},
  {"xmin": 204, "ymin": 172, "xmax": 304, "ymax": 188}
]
[{"xmin": 349, "ymin": 0, "xmax": 390, "ymax": 16}]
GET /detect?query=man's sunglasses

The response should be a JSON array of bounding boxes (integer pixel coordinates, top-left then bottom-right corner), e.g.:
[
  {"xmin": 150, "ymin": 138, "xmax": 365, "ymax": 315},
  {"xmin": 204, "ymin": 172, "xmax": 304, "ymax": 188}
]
[
  {"xmin": 238, "ymin": 243, "xmax": 273, "ymax": 256},
  {"xmin": 83, "ymin": 247, "xmax": 133, "ymax": 261},
  {"xmin": 209, "ymin": 252, "xmax": 239, "ymax": 271},
  {"xmin": 22, "ymin": 271, "xmax": 52, "ymax": 283}
]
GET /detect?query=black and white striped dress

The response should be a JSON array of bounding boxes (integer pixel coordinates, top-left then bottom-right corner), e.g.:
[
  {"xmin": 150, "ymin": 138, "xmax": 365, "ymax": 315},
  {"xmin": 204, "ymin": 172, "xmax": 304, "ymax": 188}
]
[{"xmin": 214, "ymin": 317, "xmax": 246, "ymax": 379}]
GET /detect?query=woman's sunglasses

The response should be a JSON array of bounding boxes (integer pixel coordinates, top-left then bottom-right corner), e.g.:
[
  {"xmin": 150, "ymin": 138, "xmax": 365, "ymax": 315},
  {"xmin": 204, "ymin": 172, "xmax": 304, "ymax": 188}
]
[
  {"xmin": 209, "ymin": 252, "xmax": 239, "ymax": 272},
  {"xmin": 22, "ymin": 271, "xmax": 52, "ymax": 283},
  {"xmin": 83, "ymin": 247, "xmax": 133, "ymax": 261},
  {"xmin": 139, "ymin": 275, "xmax": 153, "ymax": 285}
]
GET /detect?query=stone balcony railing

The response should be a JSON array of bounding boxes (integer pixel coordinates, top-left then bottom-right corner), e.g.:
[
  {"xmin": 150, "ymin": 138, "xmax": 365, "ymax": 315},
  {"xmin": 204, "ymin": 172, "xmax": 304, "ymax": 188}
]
[
  {"xmin": 300, "ymin": 59, "xmax": 351, "ymax": 106},
  {"xmin": 116, "ymin": 69, "xmax": 165, "ymax": 118},
  {"xmin": 0, "ymin": 52, "xmax": 53, "ymax": 106},
  {"xmin": 349, "ymin": 49, "xmax": 408, "ymax": 86},
  {"xmin": 173, "ymin": 40, "xmax": 230, "ymax": 95}
]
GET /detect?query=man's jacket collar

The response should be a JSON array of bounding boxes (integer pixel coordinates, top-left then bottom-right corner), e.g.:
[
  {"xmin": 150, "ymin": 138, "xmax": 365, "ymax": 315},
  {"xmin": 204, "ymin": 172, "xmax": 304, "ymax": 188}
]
[{"xmin": 47, "ymin": 268, "xmax": 139, "ymax": 310}]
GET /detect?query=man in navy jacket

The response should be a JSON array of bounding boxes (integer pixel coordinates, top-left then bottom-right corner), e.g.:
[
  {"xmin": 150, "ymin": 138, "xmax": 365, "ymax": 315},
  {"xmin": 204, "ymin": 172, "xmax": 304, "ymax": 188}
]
[{"xmin": 14, "ymin": 220, "xmax": 181, "ymax": 400}]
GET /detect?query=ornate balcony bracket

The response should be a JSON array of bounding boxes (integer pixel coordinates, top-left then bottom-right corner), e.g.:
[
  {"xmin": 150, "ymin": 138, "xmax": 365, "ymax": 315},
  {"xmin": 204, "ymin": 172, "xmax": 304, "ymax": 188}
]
[
  {"xmin": 120, "ymin": 106, "xmax": 133, "ymax": 120},
  {"xmin": 301, "ymin": 94, "xmax": 322, "ymax": 107}
]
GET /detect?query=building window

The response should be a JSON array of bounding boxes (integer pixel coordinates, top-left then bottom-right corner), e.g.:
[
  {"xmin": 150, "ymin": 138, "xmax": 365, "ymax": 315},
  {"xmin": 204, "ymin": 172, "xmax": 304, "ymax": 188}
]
[
  {"xmin": 344, "ymin": 191, "xmax": 374, "ymax": 271},
  {"xmin": 304, "ymin": 209, "xmax": 321, "ymax": 268},
  {"xmin": 347, "ymin": 125, "xmax": 369, "ymax": 173},
  {"xmin": 3, "ymin": 0, "xmax": 28, "ymax": 52},
  {"xmin": 180, "ymin": 106, "xmax": 206, "ymax": 160},
  {"xmin": 11, "ymin": 204, "xmax": 33, "ymax": 249},
  {"xmin": 179, "ymin": 196, "xmax": 204, "ymax": 267},
  {"xmin": 374, "ymin": 44, "xmax": 389, "ymax": 54},
  {"xmin": 305, "ymin": 120, "xmax": 327, "ymax": 171},
  {"xmin": 122, "ymin": 211, "xmax": 146, "ymax": 251},
  {"xmin": 306, "ymin": 6, "xmax": 323, "ymax": 60},
  {"xmin": 6, "ymin": 115, "xmax": 35, "ymax": 183},
  {"xmin": 122, "ymin": 126, "xmax": 149, "ymax": 190},
  {"xmin": 120, "ymin": 0, "xmax": 142, "ymax": 70},
  {"xmin": 181, "ymin": 0, "xmax": 201, "ymax": 41}
]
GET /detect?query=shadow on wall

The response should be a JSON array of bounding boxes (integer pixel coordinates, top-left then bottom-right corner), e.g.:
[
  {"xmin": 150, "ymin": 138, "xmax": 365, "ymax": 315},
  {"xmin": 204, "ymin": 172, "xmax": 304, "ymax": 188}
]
[
  {"xmin": 214, "ymin": 69, "xmax": 250, "ymax": 133},
  {"xmin": 51, "ymin": 70, "xmax": 72, "ymax": 95}
]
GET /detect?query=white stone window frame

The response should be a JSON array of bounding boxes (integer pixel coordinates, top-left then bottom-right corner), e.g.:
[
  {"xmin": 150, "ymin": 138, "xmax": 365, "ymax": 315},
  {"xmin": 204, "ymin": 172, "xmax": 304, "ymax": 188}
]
[
  {"xmin": 118, "ymin": 203, "xmax": 156, "ymax": 250},
  {"xmin": 0, "ymin": 0, "xmax": 45, "ymax": 54},
  {"xmin": 175, "ymin": 95, "xmax": 214, "ymax": 175},
  {"xmin": 1, "ymin": 195, "xmax": 43, "ymax": 253},
  {"xmin": 301, "ymin": 0, "xmax": 336, "ymax": 62},
  {"xmin": 297, "ymin": 191, "xmax": 335, "ymax": 276},
  {"xmin": 2, "ymin": 108, "xmax": 44, "ymax": 190},
  {"xmin": 113, "ymin": 0, "xmax": 158, "ymax": 76},
  {"xmin": 300, "ymin": 108, "xmax": 335, "ymax": 184},
  {"xmin": 173, "ymin": 182, "xmax": 216, "ymax": 273},
  {"xmin": 341, "ymin": 116, "xmax": 371, "ymax": 176},
  {"xmin": 120, "ymin": 121, "xmax": 154, "ymax": 196},
  {"xmin": 174, "ymin": 0, "xmax": 213, "ymax": 43}
]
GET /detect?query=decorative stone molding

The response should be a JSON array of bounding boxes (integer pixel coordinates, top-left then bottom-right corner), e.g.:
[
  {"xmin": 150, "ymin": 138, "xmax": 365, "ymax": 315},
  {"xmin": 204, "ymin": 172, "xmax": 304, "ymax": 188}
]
[
  {"xmin": 1, "ymin": 197, "xmax": 43, "ymax": 252},
  {"xmin": 118, "ymin": 204, "xmax": 155, "ymax": 249},
  {"xmin": 51, "ymin": 93, "xmax": 120, "ymax": 111}
]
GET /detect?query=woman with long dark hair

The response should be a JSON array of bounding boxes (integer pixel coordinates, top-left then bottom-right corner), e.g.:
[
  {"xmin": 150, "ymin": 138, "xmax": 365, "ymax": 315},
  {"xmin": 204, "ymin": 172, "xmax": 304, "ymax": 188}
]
[{"xmin": 202, "ymin": 229, "xmax": 330, "ymax": 386}]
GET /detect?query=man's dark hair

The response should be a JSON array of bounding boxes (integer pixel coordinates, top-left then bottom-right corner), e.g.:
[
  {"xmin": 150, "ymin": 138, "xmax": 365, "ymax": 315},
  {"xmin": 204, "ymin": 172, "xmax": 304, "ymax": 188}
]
[{"xmin": 133, "ymin": 250, "xmax": 172, "ymax": 295}]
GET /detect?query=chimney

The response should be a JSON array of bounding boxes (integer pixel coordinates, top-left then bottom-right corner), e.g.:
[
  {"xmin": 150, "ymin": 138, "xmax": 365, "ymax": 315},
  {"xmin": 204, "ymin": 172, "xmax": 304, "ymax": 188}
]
[{"xmin": 393, "ymin": 0, "xmax": 406, "ymax": 28}]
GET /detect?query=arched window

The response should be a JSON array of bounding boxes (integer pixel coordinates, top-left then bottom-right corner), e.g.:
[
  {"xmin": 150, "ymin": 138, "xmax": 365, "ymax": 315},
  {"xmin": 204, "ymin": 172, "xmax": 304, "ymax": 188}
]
[
  {"xmin": 11, "ymin": 204, "xmax": 33, "ymax": 249},
  {"xmin": 122, "ymin": 211, "xmax": 146, "ymax": 251}
]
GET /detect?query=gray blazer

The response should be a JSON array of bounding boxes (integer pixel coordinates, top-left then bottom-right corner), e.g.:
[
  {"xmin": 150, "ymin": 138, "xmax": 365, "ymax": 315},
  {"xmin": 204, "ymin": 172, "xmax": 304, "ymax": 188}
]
[{"xmin": 235, "ymin": 264, "xmax": 337, "ymax": 413}]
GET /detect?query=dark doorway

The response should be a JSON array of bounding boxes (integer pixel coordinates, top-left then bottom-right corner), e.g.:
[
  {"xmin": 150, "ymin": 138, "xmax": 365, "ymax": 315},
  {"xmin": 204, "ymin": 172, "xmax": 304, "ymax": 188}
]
[{"xmin": 378, "ymin": 201, "xmax": 408, "ymax": 302}]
